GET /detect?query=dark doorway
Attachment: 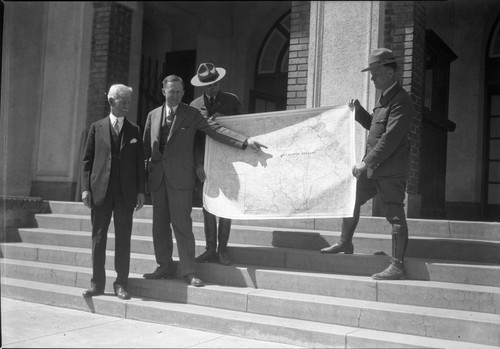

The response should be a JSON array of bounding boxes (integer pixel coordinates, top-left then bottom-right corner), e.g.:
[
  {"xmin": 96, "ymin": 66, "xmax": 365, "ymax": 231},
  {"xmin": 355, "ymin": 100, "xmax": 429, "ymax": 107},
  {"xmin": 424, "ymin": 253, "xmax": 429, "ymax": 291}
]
[{"xmin": 138, "ymin": 50, "xmax": 196, "ymax": 130}]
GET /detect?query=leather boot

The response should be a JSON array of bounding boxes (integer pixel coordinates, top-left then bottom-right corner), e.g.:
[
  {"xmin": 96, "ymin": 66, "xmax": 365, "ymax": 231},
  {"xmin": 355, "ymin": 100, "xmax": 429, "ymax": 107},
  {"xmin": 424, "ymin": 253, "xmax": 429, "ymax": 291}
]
[
  {"xmin": 320, "ymin": 214, "xmax": 359, "ymax": 254},
  {"xmin": 372, "ymin": 258, "xmax": 406, "ymax": 280},
  {"xmin": 217, "ymin": 217, "xmax": 232, "ymax": 265}
]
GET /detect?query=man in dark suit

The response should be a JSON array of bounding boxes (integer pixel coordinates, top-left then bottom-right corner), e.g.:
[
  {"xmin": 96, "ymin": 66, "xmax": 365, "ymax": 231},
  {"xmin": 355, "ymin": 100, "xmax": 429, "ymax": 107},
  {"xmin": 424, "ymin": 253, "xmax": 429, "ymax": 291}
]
[
  {"xmin": 320, "ymin": 48, "xmax": 415, "ymax": 280},
  {"xmin": 81, "ymin": 84, "xmax": 146, "ymax": 299},
  {"xmin": 142, "ymin": 75, "xmax": 266, "ymax": 287},
  {"xmin": 190, "ymin": 63, "xmax": 242, "ymax": 266}
]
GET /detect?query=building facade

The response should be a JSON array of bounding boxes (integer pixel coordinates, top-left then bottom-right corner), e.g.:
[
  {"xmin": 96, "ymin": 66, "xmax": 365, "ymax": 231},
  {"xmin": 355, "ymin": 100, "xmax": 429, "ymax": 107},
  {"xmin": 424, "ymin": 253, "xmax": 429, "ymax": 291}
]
[{"xmin": 1, "ymin": 1, "xmax": 499, "ymax": 221}]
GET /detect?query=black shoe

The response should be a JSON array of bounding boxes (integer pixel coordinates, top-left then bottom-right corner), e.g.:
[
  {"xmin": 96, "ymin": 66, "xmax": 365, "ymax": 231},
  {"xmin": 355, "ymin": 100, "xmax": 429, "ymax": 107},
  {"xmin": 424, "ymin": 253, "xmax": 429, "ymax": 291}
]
[
  {"xmin": 195, "ymin": 250, "xmax": 218, "ymax": 263},
  {"xmin": 320, "ymin": 242, "xmax": 354, "ymax": 254},
  {"xmin": 143, "ymin": 266, "xmax": 176, "ymax": 280},
  {"xmin": 217, "ymin": 250, "xmax": 231, "ymax": 265},
  {"xmin": 114, "ymin": 286, "xmax": 131, "ymax": 300},
  {"xmin": 183, "ymin": 273, "xmax": 204, "ymax": 287},
  {"xmin": 82, "ymin": 286, "xmax": 104, "ymax": 297}
]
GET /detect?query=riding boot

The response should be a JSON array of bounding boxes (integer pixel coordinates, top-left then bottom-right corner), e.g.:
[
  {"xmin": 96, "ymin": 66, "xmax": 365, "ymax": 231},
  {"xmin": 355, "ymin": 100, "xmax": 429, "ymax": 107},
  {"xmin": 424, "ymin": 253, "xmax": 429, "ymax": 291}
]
[
  {"xmin": 196, "ymin": 208, "xmax": 218, "ymax": 263},
  {"xmin": 320, "ymin": 207, "xmax": 360, "ymax": 254},
  {"xmin": 217, "ymin": 217, "xmax": 231, "ymax": 265},
  {"xmin": 372, "ymin": 223, "xmax": 408, "ymax": 280}
]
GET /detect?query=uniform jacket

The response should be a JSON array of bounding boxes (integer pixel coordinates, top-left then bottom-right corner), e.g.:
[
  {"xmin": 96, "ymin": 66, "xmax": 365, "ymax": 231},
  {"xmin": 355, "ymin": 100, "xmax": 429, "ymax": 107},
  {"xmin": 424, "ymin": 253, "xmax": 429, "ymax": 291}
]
[
  {"xmin": 355, "ymin": 82, "xmax": 414, "ymax": 178},
  {"xmin": 190, "ymin": 91, "xmax": 242, "ymax": 166},
  {"xmin": 81, "ymin": 117, "xmax": 146, "ymax": 207},
  {"xmin": 143, "ymin": 102, "xmax": 247, "ymax": 191}
]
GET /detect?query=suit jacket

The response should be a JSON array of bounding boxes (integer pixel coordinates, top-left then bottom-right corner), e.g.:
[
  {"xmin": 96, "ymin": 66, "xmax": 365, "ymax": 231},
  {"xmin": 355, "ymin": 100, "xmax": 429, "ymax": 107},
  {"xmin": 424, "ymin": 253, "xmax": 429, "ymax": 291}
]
[
  {"xmin": 190, "ymin": 91, "xmax": 242, "ymax": 166},
  {"xmin": 355, "ymin": 83, "xmax": 414, "ymax": 178},
  {"xmin": 143, "ymin": 102, "xmax": 247, "ymax": 191},
  {"xmin": 81, "ymin": 117, "xmax": 146, "ymax": 208}
]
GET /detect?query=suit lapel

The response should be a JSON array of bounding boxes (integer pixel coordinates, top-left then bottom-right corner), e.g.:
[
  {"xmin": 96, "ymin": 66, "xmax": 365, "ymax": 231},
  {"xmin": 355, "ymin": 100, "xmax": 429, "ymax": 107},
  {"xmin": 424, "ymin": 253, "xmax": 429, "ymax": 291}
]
[
  {"xmin": 152, "ymin": 105, "xmax": 163, "ymax": 144},
  {"xmin": 99, "ymin": 118, "xmax": 111, "ymax": 149},
  {"xmin": 167, "ymin": 104, "xmax": 185, "ymax": 142},
  {"xmin": 120, "ymin": 119, "xmax": 131, "ymax": 151}
]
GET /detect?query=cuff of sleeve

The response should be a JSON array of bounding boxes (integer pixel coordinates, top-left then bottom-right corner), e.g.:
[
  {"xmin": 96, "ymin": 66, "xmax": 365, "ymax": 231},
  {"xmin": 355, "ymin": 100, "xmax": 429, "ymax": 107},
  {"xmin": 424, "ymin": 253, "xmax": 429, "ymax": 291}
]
[{"xmin": 242, "ymin": 140, "xmax": 248, "ymax": 150}]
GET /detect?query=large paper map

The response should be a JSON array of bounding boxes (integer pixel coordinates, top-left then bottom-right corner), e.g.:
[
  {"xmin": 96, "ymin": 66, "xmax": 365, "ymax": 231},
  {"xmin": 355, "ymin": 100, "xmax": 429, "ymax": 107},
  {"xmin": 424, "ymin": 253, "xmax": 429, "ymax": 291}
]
[{"xmin": 203, "ymin": 105, "xmax": 356, "ymax": 219}]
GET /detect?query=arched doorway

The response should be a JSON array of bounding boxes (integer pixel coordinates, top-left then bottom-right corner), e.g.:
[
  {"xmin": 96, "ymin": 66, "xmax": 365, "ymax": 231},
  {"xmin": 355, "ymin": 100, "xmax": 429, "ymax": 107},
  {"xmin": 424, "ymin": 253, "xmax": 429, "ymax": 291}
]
[
  {"xmin": 249, "ymin": 11, "xmax": 290, "ymax": 113},
  {"xmin": 484, "ymin": 15, "xmax": 500, "ymax": 221}
]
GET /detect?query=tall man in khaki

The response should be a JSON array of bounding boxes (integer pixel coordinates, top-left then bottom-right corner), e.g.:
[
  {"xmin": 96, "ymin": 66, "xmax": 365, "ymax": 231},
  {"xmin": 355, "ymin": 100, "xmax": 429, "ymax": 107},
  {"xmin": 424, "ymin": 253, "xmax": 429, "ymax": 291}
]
[{"xmin": 321, "ymin": 48, "xmax": 415, "ymax": 280}]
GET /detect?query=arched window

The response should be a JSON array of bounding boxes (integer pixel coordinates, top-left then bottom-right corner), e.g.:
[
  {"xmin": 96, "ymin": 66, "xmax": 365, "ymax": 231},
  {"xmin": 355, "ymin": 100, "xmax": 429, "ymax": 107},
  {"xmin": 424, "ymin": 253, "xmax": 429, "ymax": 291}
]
[{"xmin": 250, "ymin": 11, "xmax": 290, "ymax": 113}]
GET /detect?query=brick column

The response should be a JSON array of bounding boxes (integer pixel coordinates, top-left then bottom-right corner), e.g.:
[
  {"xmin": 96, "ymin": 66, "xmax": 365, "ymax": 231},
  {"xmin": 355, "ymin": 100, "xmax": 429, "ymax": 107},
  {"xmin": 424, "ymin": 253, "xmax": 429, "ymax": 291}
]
[
  {"xmin": 86, "ymin": 1, "xmax": 132, "ymax": 127},
  {"xmin": 287, "ymin": 1, "xmax": 310, "ymax": 110},
  {"xmin": 384, "ymin": 1, "xmax": 426, "ymax": 217}
]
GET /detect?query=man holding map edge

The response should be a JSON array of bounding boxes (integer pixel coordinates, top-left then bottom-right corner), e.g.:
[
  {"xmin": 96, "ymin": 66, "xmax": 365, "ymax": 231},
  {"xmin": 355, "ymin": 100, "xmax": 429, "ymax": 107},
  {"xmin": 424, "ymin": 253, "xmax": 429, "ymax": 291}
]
[{"xmin": 320, "ymin": 48, "xmax": 415, "ymax": 280}]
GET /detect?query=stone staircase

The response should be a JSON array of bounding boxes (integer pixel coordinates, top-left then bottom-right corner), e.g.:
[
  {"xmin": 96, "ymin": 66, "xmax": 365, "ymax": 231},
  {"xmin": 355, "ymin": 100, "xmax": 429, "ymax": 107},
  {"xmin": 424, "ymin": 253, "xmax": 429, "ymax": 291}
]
[{"xmin": 1, "ymin": 200, "xmax": 499, "ymax": 348}]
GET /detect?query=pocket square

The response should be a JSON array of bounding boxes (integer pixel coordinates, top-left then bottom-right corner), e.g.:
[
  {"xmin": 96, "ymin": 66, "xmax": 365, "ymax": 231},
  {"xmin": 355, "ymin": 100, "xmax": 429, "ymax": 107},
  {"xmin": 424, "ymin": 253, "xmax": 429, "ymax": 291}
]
[{"xmin": 130, "ymin": 138, "xmax": 137, "ymax": 144}]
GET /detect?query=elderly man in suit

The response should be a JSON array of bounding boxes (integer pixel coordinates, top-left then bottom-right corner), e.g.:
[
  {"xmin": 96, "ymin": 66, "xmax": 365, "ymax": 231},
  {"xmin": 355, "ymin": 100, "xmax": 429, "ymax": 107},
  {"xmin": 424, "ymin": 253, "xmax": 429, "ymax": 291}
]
[
  {"xmin": 320, "ymin": 48, "xmax": 415, "ymax": 280},
  {"xmin": 142, "ymin": 74, "xmax": 266, "ymax": 287},
  {"xmin": 81, "ymin": 84, "xmax": 146, "ymax": 300},
  {"xmin": 190, "ymin": 63, "xmax": 242, "ymax": 266}
]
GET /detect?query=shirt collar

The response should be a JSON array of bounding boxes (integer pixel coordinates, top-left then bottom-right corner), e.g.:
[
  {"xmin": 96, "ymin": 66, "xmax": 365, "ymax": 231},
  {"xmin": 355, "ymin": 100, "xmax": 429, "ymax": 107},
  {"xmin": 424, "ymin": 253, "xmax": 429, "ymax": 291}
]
[{"xmin": 109, "ymin": 113, "xmax": 124, "ymax": 124}]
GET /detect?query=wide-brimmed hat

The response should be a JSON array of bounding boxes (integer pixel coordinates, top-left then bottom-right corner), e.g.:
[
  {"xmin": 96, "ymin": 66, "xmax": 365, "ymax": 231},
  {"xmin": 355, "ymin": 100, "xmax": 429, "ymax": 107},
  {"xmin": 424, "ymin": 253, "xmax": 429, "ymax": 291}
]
[
  {"xmin": 361, "ymin": 48, "xmax": 398, "ymax": 72},
  {"xmin": 191, "ymin": 63, "xmax": 226, "ymax": 86}
]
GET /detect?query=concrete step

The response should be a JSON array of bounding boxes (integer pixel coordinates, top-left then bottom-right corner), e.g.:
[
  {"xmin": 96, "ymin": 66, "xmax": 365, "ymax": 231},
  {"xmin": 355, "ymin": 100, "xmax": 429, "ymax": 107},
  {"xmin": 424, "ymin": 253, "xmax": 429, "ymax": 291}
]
[
  {"xmin": 3, "ymin": 257, "xmax": 500, "ymax": 316},
  {"xmin": 2, "ymin": 276, "xmax": 499, "ymax": 348},
  {"xmin": 15, "ymin": 227, "xmax": 500, "ymax": 284},
  {"xmin": 45, "ymin": 201, "xmax": 500, "ymax": 241},
  {"xmin": 32, "ymin": 214, "xmax": 500, "ymax": 264}
]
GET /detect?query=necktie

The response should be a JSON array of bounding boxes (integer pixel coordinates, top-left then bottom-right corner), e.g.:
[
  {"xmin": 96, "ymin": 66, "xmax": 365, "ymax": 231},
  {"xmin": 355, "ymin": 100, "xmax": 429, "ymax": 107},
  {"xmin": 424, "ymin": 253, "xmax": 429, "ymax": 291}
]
[
  {"xmin": 113, "ymin": 119, "xmax": 120, "ymax": 135},
  {"xmin": 163, "ymin": 107, "xmax": 173, "ymax": 126}
]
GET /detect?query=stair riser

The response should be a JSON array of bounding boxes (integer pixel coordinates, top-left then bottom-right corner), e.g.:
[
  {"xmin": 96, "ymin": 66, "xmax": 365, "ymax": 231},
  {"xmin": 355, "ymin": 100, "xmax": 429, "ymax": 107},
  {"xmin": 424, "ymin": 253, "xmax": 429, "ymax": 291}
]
[
  {"xmin": 0, "ymin": 282, "xmax": 388, "ymax": 349},
  {"xmin": 45, "ymin": 202, "xmax": 500, "ymax": 241},
  {"xmin": 31, "ymin": 216, "xmax": 500, "ymax": 264},
  {"xmin": 2, "ymin": 271, "xmax": 498, "ymax": 347},
  {"xmin": 3, "ymin": 242, "xmax": 499, "ymax": 287},
  {"xmin": 4, "ymin": 259, "xmax": 500, "ymax": 316}
]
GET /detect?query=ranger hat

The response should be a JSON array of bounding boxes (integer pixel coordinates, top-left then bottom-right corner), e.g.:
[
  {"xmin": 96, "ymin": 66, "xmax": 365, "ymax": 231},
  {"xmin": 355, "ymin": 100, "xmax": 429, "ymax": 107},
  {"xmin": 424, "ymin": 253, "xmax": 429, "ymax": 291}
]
[
  {"xmin": 191, "ymin": 62, "xmax": 226, "ymax": 86},
  {"xmin": 361, "ymin": 48, "xmax": 398, "ymax": 72}
]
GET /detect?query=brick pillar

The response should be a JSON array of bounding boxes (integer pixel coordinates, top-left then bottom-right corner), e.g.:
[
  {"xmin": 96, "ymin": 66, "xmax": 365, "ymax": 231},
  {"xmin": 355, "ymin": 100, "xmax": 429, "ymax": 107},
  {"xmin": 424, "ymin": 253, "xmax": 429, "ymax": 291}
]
[
  {"xmin": 287, "ymin": 1, "xmax": 310, "ymax": 110},
  {"xmin": 384, "ymin": 1, "xmax": 426, "ymax": 218},
  {"xmin": 86, "ymin": 1, "xmax": 132, "ymax": 127}
]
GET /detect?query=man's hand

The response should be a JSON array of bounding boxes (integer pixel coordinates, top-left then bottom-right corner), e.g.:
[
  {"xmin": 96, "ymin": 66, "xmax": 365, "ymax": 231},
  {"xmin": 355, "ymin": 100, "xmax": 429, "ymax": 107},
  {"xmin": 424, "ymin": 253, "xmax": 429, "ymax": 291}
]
[
  {"xmin": 351, "ymin": 161, "xmax": 367, "ymax": 179},
  {"xmin": 135, "ymin": 193, "xmax": 145, "ymax": 211},
  {"xmin": 348, "ymin": 99, "xmax": 361, "ymax": 112},
  {"xmin": 82, "ymin": 191, "xmax": 92, "ymax": 209},
  {"xmin": 246, "ymin": 138, "xmax": 268, "ymax": 153},
  {"xmin": 196, "ymin": 164, "xmax": 206, "ymax": 182}
]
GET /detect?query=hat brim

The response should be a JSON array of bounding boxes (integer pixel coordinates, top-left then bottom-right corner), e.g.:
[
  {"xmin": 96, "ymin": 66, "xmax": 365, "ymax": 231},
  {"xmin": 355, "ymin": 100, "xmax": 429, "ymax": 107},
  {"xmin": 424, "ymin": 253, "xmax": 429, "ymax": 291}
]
[
  {"xmin": 190, "ymin": 68, "xmax": 226, "ymax": 86},
  {"xmin": 361, "ymin": 58, "xmax": 398, "ymax": 72}
]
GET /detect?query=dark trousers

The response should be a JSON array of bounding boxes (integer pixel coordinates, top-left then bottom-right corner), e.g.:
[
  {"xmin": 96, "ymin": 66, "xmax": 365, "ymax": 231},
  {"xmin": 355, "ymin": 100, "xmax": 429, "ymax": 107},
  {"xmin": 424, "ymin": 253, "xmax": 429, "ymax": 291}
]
[
  {"xmin": 202, "ymin": 208, "xmax": 231, "ymax": 252},
  {"xmin": 151, "ymin": 173, "xmax": 195, "ymax": 277},
  {"xmin": 90, "ymin": 180, "xmax": 134, "ymax": 290},
  {"xmin": 341, "ymin": 172, "xmax": 408, "ymax": 261}
]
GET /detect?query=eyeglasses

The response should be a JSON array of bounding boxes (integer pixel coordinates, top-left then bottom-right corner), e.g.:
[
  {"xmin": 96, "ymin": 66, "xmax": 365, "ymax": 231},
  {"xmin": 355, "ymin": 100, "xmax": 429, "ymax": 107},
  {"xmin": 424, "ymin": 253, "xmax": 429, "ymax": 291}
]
[{"xmin": 207, "ymin": 82, "xmax": 219, "ymax": 87}]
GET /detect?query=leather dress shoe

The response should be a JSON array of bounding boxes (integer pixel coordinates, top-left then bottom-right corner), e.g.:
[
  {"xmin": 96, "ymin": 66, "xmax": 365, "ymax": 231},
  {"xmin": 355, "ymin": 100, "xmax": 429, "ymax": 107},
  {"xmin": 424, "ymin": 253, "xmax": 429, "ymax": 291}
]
[
  {"xmin": 195, "ymin": 250, "xmax": 219, "ymax": 263},
  {"xmin": 183, "ymin": 273, "xmax": 204, "ymax": 287},
  {"xmin": 320, "ymin": 242, "xmax": 354, "ymax": 254},
  {"xmin": 114, "ymin": 286, "xmax": 131, "ymax": 300},
  {"xmin": 82, "ymin": 286, "xmax": 104, "ymax": 297},
  {"xmin": 217, "ymin": 250, "xmax": 231, "ymax": 265},
  {"xmin": 143, "ymin": 266, "xmax": 176, "ymax": 280},
  {"xmin": 372, "ymin": 259, "xmax": 406, "ymax": 280}
]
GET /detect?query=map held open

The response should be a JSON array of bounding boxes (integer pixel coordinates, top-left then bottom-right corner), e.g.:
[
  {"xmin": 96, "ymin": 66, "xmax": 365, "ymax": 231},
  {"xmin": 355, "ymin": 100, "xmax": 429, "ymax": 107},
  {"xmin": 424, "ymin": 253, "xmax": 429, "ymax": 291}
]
[{"xmin": 203, "ymin": 105, "xmax": 356, "ymax": 220}]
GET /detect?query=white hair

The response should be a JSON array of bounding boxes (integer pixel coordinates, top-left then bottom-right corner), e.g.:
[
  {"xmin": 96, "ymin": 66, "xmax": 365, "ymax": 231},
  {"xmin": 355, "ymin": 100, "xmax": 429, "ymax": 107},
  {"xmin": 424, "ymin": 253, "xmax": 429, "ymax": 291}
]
[{"xmin": 107, "ymin": 84, "xmax": 133, "ymax": 101}]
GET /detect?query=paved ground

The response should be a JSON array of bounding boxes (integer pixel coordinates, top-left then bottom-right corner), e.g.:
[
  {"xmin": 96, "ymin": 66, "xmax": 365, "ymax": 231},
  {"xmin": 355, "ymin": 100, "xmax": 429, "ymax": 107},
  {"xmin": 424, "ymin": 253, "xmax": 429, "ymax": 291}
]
[{"xmin": 1, "ymin": 297, "xmax": 302, "ymax": 348}]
